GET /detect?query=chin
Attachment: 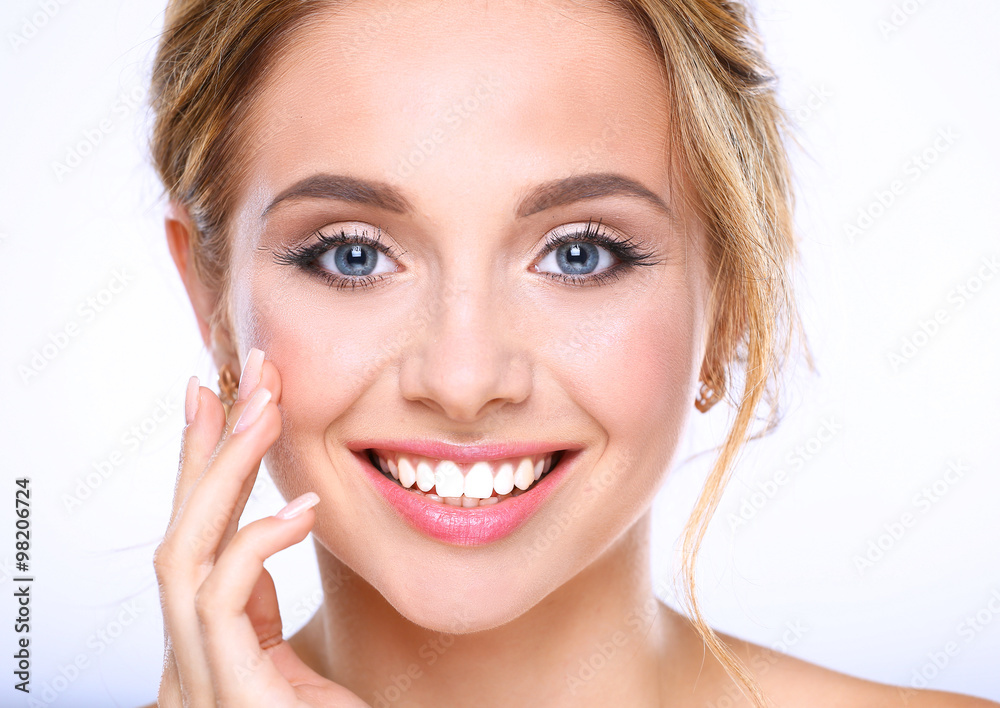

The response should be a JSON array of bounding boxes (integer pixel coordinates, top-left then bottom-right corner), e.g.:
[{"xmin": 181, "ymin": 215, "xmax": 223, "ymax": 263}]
[{"xmin": 380, "ymin": 576, "xmax": 541, "ymax": 635}]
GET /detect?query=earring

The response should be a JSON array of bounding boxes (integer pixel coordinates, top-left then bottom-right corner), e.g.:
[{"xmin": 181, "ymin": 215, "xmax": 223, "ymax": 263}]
[
  {"xmin": 218, "ymin": 363, "xmax": 238, "ymax": 415},
  {"xmin": 694, "ymin": 371, "xmax": 725, "ymax": 413}
]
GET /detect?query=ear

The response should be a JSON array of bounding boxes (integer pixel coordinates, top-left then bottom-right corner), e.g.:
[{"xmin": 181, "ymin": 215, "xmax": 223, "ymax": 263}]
[{"xmin": 165, "ymin": 200, "xmax": 238, "ymax": 369}]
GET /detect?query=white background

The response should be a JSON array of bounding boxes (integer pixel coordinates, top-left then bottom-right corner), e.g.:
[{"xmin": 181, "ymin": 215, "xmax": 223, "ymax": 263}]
[{"xmin": 1, "ymin": 0, "xmax": 998, "ymax": 706}]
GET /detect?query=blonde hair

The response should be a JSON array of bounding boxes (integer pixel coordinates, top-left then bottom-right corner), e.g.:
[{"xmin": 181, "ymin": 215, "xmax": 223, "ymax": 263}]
[
  {"xmin": 615, "ymin": 2, "xmax": 800, "ymax": 705},
  {"xmin": 148, "ymin": 1, "xmax": 801, "ymax": 705}
]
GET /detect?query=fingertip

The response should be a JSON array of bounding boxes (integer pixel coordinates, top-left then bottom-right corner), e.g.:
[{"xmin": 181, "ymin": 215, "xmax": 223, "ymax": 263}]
[
  {"xmin": 182, "ymin": 385, "xmax": 227, "ymax": 448},
  {"xmin": 273, "ymin": 491, "xmax": 320, "ymax": 521},
  {"xmin": 257, "ymin": 358, "xmax": 283, "ymax": 403},
  {"xmin": 184, "ymin": 375, "xmax": 200, "ymax": 425},
  {"xmin": 237, "ymin": 347, "xmax": 266, "ymax": 402},
  {"xmin": 200, "ymin": 386, "xmax": 229, "ymax": 433},
  {"xmin": 232, "ymin": 386, "xmax": 273, "ymax": 434}
]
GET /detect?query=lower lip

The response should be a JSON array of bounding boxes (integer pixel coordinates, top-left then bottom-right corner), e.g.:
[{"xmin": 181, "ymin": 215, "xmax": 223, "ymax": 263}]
[{"xmin": 352, "ymin": 449, "xmax": 578, "ymax": 546}]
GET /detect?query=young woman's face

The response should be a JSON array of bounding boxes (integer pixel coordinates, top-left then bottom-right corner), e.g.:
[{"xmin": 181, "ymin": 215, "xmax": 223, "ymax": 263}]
[{"xmin": 225, "ymin": 0, "xmax": 711, "ymax": 631}]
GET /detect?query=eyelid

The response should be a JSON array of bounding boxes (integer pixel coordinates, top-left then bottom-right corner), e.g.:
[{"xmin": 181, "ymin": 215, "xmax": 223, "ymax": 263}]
[
  {"xmin": 317, "ymin": 222, "xmax": 403, "ymax": 258},
  {"xmin": 276, "ymin": 223, "xmax": 402, "ymax": 263},
  {"xmin": 272, "ymin": 217, "xmax": 660, "ymax": 291},
  {"xmin": 537, "ymin": 219, "xmax": 651, "ymax": 263}
]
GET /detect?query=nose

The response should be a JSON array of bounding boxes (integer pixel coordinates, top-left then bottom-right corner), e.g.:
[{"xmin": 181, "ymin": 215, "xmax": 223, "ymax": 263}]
[{"xmin": 398, "ymin": 277, "xmax": 532, "ymax": 424}]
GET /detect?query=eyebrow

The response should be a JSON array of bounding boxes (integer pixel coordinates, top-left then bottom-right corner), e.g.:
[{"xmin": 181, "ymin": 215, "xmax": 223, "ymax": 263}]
[{"xmin": 260, "ymin": 171, "xmax": 672, "ymax": 220}]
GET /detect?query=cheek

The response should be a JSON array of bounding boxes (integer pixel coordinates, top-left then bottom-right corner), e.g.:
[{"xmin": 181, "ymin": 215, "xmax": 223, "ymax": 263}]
[
  {"xmin": 242, "ymin": 278, "xmax": 421, "ymax": 432},
  {"xmin": 505, "ymin": 280, "xmax": 704, "ymax": 595},
  {"xmin": 235, "ymin": 273, "xmax": 428, "ymax": 518},
  {"xmin": 544, "ymin": 283, "xmax": 702, "ymax": 450}
]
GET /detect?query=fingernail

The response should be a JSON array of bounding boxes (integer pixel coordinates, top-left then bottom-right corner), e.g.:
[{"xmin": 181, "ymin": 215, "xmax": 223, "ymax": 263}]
[
  {"xmin": 233, "ymin": 387, "xmax": 271, "ymax": 434},
  {"xmin": 275, "ymin": 491, "xmax": 320, "ymax": 520},
  {"xmin": 185, "ymin": 375, "xmax": 200, "ymax": 425},
  {"xmin": 237, "ymin": 347, "xmax": 266, "ymax": 402}
]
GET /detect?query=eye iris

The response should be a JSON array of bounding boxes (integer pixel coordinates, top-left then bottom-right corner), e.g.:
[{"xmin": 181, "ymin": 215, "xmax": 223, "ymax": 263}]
[
  {"xmin": 556, "ymin": 242, "xmax": 598, "ymax": 274},
  {"xmin": 335, "ymin": 244, "xmax": 377, "ymax": 276}
]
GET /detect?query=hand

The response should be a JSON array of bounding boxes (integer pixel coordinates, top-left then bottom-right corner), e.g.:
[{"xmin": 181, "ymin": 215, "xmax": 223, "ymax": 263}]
[{"xmin": 151, "ymin": 348, "xmax": 370, "ymax": 707}]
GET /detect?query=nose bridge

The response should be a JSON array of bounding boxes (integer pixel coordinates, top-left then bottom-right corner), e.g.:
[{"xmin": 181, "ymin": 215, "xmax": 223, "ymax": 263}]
[{"xmin": 400, "ymin": 265, "xmax": 531, "ymax": 423}]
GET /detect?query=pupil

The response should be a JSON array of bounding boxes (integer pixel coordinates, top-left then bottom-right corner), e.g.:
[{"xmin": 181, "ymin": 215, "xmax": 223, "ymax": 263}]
[
  {"xmin": 557, "ymin": 242, "xmax": 597, "ymax": 274},
  {"xmin": 336, "ymin": 243, "xmax": 377, "ymax": 276}
]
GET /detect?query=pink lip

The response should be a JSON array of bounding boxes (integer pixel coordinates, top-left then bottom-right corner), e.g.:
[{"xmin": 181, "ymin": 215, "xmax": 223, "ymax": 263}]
[
  {"xmin": 349, "ymin": 446, "xmax": 581, "ymax": 546},
  {"xmin": 347, "ymin": 439, "xmax": 574, "ymax": 462}
]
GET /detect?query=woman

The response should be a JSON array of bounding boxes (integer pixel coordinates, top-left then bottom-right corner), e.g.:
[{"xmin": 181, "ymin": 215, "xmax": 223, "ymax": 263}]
[{"xmin": 143, "ymin": 0, "xmax": 998, "ymax": 705}]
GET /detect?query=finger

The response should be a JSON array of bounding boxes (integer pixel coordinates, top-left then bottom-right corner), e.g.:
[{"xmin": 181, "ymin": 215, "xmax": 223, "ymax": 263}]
[
  {"xmin": 195, "ymin": 494, "xmax": 320, "ymax": 705},
  {"xmin": 254, "ymin": 357, "xmax": 283, "ymax": 405},
  {"xmin": 268, "ymin": 642, "xmax": 375, "ymax": 708},
  {"xmin": 236, "ymin": 347, "xmax": 266, "ymax": 403},
  {"xmin": 245, "ymin": 565, "xmax": 283, "ymax": 650},
  {"xmin": 218, "ymin": 355, "xmax": 284, "ymax": 553},
  {"xmin": 172, "ymin": 386, "xmax": 281, "ymax": 564},
  {"xmin": 155, "ymin": 571, "xmax": 217, "ymax": 707},
  {"xmin": 155, "ymin": 379, "xmax": 279, "ymax": 706},
  {"xmin": 169, "ymin": 376, "xmax": 227, "ymax": 526},
  {"xmin": 172, "ymin": 346, "xmax": 267, "ymax": 528},
  {"xmin": 156, "ymin": 645, "xmax": 184, "ymax": 708},
  {"xmin": 178, "ymin": 346, "xmax": 263, "ymax": 536},
  {"xmin": 155, "ymin": 378, "xmax": 228, "ymax": 707}
]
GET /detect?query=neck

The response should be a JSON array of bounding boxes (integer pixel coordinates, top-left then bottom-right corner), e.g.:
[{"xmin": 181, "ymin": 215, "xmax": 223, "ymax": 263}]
[{"xmin": 297, "ymin": 511, "xmax": 676, "ymax": 707}]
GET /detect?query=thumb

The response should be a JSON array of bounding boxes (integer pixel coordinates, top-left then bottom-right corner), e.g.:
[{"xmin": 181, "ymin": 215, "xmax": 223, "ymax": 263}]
[
  {"xmin": 268, "ymin": 641, "xmax": 374, "ymax": 707},
  {"xmin": 246, "ymin": 568, "xmax": 284, "ymax": 649}
]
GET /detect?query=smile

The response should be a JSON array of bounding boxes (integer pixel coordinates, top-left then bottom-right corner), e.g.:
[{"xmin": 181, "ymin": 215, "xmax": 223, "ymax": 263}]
[
  {"xmin": 349, "ymin": 440, "xmax": 582, "ymax": 545},
  {"xmin": 367, "ymin": 448, "xmax": 565, "ymax": 507}
]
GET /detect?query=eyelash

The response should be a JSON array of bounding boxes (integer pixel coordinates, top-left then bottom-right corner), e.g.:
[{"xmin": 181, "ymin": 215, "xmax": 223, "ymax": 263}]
[
  {"xmin": 537, "ymin": 218, "xmax": 661, "ymax": 287},
  {"xmin": 272, "ymin": 225, "xmax": 403, "ymax": 291},
  {"xmin": 271, "ymin": 218, "xmax": 661, "ymax": 291}
]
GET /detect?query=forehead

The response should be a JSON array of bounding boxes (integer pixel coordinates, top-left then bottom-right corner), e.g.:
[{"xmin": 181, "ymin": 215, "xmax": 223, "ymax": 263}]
[{"xmin": 238, "ymin": 0, "xmax": 673, "ymax": 219}]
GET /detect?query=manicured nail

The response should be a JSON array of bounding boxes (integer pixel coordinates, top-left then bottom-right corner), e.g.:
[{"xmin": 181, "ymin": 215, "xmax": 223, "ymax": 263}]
[
  {"xmin": 237, "ymin": 348, "xmax": 266, "ymax": 402},
  {"xmin": 275, "ymin": 492, "xmax": 320, "ymax": 520},
  {"xmin": 184, "ymin": 375, "xmax": 200, "ymax": 425},
  {"xmin": 233, "ymin": 387, "xmax": 271, "ymax": 434}
]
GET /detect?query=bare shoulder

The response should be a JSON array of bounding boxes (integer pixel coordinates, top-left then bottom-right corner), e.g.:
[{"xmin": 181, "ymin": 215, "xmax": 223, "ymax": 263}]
[
  {"xmin": 713, "ymin": 628, "xmax": 1000, "ymax": 708},
  {"xmin": 659, "ymin": 606, "xmax": 997, "ymax": 708}
]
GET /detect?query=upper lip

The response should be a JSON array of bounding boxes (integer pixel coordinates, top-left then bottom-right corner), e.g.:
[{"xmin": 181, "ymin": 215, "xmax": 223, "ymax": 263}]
[{"xmin": 348, "ymin": 439, "xmax": 582, "ymax": 462}]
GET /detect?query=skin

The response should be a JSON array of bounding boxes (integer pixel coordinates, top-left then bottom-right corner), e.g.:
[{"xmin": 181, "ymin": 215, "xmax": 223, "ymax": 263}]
[{"xmin": 150, "ymin": 0, "xmax": 1000, "ymax": 706}]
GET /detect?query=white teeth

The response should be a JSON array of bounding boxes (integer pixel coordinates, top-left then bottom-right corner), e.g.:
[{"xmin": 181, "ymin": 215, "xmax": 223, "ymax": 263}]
[
  {"xmin": 372, "ymin": 449, "xmax": 562, "ymax": 505},
  {"xmin": 464, "ymin": 462, "xmax": 494, "ymax": 499},
  {"xmin": 398, "ymin": 457, "xmax": 416, "ymax": 488},
  {"xmin": 493, "ymin": 462, "xmax": 515, "ymax": 495},
  {"xmin": 416, "ymin": 460, "xmax": 436, "ymax": 492},
  {"xmin": 514, "ymin": 458, "xmax": 535, "ymax": 490},
  {"xmin": 434, "ymin": 460, "xmax": 464, "ymax": 498}
]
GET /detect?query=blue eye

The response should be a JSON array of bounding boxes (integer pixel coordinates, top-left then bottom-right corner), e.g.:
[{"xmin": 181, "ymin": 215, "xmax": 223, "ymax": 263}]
[
  {"xmin": 273, "ymin": 218, "xmax": 661, "ymax": 291},
  {"xmin": 316, "ymin": 241, "xmax": 396, "ymax": 277},
  {"xmin": 532, "ymin": 219, "xmax": 660, "ymax": 287},
  {"xmin": 272, "ymin": 224, "xmax": 402, "ymax": 290},
  {"xmin": 535, "ymin": 240, "xmax": 616, "ymax": 276}
]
